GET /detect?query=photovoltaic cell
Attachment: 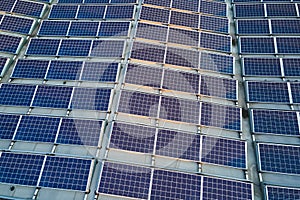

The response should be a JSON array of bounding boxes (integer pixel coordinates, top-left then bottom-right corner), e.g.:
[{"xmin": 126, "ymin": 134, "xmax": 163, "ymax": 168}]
[
  {"xmin": 11, "ymin": 60, "xmax": 49, "ymax": 79},
  {"xmin": 165, "ymin": 47, "xmax": 199, "ymax": 68},
  {"xmin": 272, "ymin": 20, "xmax": 300, "ymax": 34},
  {"xmin": 58, "ymin": 40, "xmax": 92, "ymax": 57},
  {"xmin": 58, "ymin": 0, "xmax": 82, "ymax": 3},
  {"xmin": 200, "ymin": 33, "xmax": 231, "ymax": 52},
  {"xmin": 0, "ymin": 57, "xmax": 7, "ymax": 74},
  {"xmin": 170, "ymin": 11, "xmax": 199, "ymax": 28},
  {"xmin": 243, "ymin": 58, "xmax": 281, "ymax": 76},
  {"xmin": 0, "ymin": 153, "xmax": 44, "ymax": 186},
  {"xmin": 0, "ymin": 34, "xmax": 22, "ymax": 54},
  {"xmin": 240, "ymin": 37, "xmax": 275, "ymax": 54},
  {"xmin": 290, "ymin": 83, "xmax": 300, "ymax": 103},
  {"xmin": 26, "ymin": 39, "xmax": 60, "ymax": 56},
  {"xmin": 140, "ymin": 6, "xmax": 170, "ymax": 24},
  {"xmin": 130, "ymin": 42, "xmax": 165, "ymax": 63},
  {"xmin": 0, "ymin": 16, "xmax": 34, "ymax": 35},
  {"xmin": 283, "ymin": 58, "xmax": 300, "ymax": 76},
  {"xmin": 49, "ymin": 5, "xmax": 78, "ymax": 19},
  {"xmin": 68, "ymin": 22, "xmax": 98, "ymax": 37},
  {"xmin": 39, "ymin": 156, "xmax": 91, "ymax": 191},
  {"xmin": 143, "ymin": 0, "xmax": 171, "ymax": 7},
  {"xmin": 77, "ymin": 6, "xmax": 105, "ymax": 19},
  {"xmin": 0, "ymin": 114, "xmax": 19, "ymax": 140},
  {"xmin": 259, "ymin": 143, "xmax": 300, "ymax": 174},
  {"xmin": 90, "ymin": 40, "xmax": 124, "ymax": 57},
  {"xmin": 235, "ymin": 4, "xmax": 265, "ymax": 18},
  {"xmin": 266, "ymin": 4, "xmax": 297, "ymax": 17},
  {"xmin": 237, "ymin": 20, "xmax": 269, "ymax": 35},
  {"xmin": 168, "ymin": 28, "xmax": 199, "ymax": 47},
  {"xmin": 172, "ymin": 0, "xmax": 198, "ymax": 11},
  {"xmin": 98, "ymin": 22, "xmax": 130, "ymax": 37},
  {"xmin": 0, "ymin": 0, "xmax": 15, "ymax": 12},
  {"xmin": 267, "ymin": 186, "xmax": 300, "ymax": 200},
  {"xmin": 135, "ymin": 23, "xmax": 168, "ymax": 42},
  {"xmin": 252, "ymin": 109, "xmax": 299, "ymax": 135},
  {"xmin": 0, "ymin": 84, "xmax": 36, "ymax": 107},
  {"xmin": 81, "ymin": 62, "xmax": 118, "ymax": 82},
  {"xmin": 109, "ymin": 122, "xmax": 156, "ymax": 153},
  {"xmin": 99, "ymin": 163, "xmax": 151, "ymax": 199},
  {"xmin": 200, "ymin": 52, "xmax": 233, "ymax": 74},
  {"xmin": 200, "ymin": 0, "xmax": 227, "ymax": 17},
  {"xmin": 46, "ymin": 61, "xmax": 83, "ymax": 80},
  {"xmin": 277, "ymin": 38, "xmax": 300, "ymax": 54},
  {"xmin": 38, "ymin": 21, "xmax": 70, "ymax": 36},
  {"xmin": 105, "ymin": 6, "xmax": 134, "ymax": 19},
  {"xmin": 12, "ymin": 0, "xmax": 44, "ymax": 18},
  {"xmin": 200, "ymin": 15, "xmax": 228, "ymax": 34}
]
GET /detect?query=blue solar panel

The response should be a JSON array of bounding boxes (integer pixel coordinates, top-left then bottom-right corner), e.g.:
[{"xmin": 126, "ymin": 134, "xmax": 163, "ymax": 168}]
[
  {"xmin": 266, "ymin": 4, "xmax": 297, "ymax": 17},
  {"xmin": 131, "ymin": 42, "xmax": 165, "ymax": 63},
  {"xmin": 243, "ymin": 58, "xmax": 281, "ymax": 76},
  {"xmin": 160, "ymin": 96, "xmax": 200, "ymax": 124},
  {"xmin": 111, "ymin": 0, "xmax": 136, "ymax": 3},
  {"xmin": 26, "ymin": 39, "xmax": 60, "ymax": 56},
  {"xmin": 38, "ymin": 21, "xmax": 70, "ymax": 36},
  {"xmin": 12, "ymin": 0, "xmax": 44, "ymax": 17},
  {"xmin": 201, "ymin": 136, "xmax": 246, "ymax": 168},
  {"xmin": 15, "ymin": 116, "xmax": 60, "ymax": 143},
  {"xmin": 283, "ymin": 58, "xmax": 300, "ymax": 76},
  {"xmin": 200, "ymin": 75, "xmax": 237, "ymax": 100},
  {"xmin": 77, "ymin": 5, "xmax": 105, "ymax": 19},
  {"xmin": 240, "ymin": 38, "xmax": 275, "ymax": 54},
  {"xmin": 98, "ymin": 22, "xmax": 130, "ymax": 37},
  {"xmin": 58, "ymin": 40, "xmax": 92, "ymax": 56},
  {"xmin": 57, "ymin": 118, "xmax": 102, "ymax": 146},
  {"xmin": 168, "ymin": 28, "xmax": 199, "ymax": 47},
  {"xmin": 238, "ymin": 20, "xmax": 269, "ymax": 35},
  {"xmin": 151, "ymin": 169, "xmax": 201, "ymax": 199},
  {"xmin": 39, "ymin": 156, "xmax": 91, "ymax": 191},
  {"xmin": 259, "ymin": 143, "xmax": 300, "ymax": 174},
  {"xmin": 68, "ymin": 22, "xmax": 98, "ymax": 36},
  {"xmin": 125, "ymin": 64, "xmax": 163, "ymax": 87},
  {"xmin": 247, "ymin": 82, "xmax": 289, "ymax": 103},
  {"xmin": 165, "ymin": 46, "xmax": 199, "ymax": 68},
  {"xmin": 235, "ymin": 4, "xmax": 265, "ymax": 18},
  {"xmin": 32, "ymin": 85, "xmax": 73, "ymax": 109},
  {"xmin": 118, "ymin": 90, "xmax": 160, "ymax": 117},
  {"xmin": 0, "ymin": 0, "xmax": 15, "ymax": 12},
  {"xmin": 109, "ymin": 122, "xmax": 156, "ymax": 153},
  {"xmin": 105, "ymin": 6, "xmax": 134, "ymax": 19},
  {"xmin": 12, "ymin": 59, "xmax": 49, "ymax": 79},
  {"xmin": 203, "ymin": 177, "xmax": 253, "ymax": 200},
  {"xmin": 277, "ymin": 38, "xmax": 300, "ymax": 54},
  {"xmin": 0, "ymin": 153, "xmax": 44, "ymax": 186},
  {"xmin": 140, "ymin": 6, "xmax": 170, "ymax": 24},
  {"xmin": 81, "ymin": 62, "xmax": 119, "ymax": 82},
  {"xmin": 170, "ymin": 11, "xmax": 199, "ymax": 28},
  {"xmin": 200, "ymin": 15, "xmax": 228, "ymax": 34},
  {"xmin": 267, "ymin": 186, "xmax": 300, "ymax": 200},
  {"xmin": 200, "ymin": 33, "xmax": 231, "ymax": 52},
  {"xmin": 200, "ymin": 0, "xmax": 227, "ymax": 17},
  {"xmin": 200, "ymin": 52, "xmax": 234, "ymax": 74},
  {"xmin": 84, "ymin": 0, "xmax": 109, "ymax": 3},
  {"xmin": 71, "ymin": 88, "xmax": 111, "ymax": 111},
  {"xmin": 58, "ymin": 0, "xmax": 82, "ymax": 3},
  {"xmin": 49, "ymin": 5, "xmax": 78, "ymax": 19},
  {"xmin": 143, "ymin": 0, "xmax": 171, "ymax": 7},
  {"xmin": 172, "ymin": 0, "xmax": 198, "ymax": 11},
  {"xmin": 135, "ymin": 23, "xmax": 168, "ymax": 42},
  {"xmin": 90, "ymin": 40, "xmax": 124, "ymax": 57},
  {"xmin": 0, "ymin": 34, "xmax": 22, "ymax": 54},
  {"xmin": 290, "ymin": 83, "xmax": 300, "ymax": 103},
  {"xmin": 252, "ymin": 109, "xmax": 299, "ymax": 135},
  {"xmin": 46, "ymin": 61, "xmax": 83, "ymax": 80},
  {"xmin": 0, "ymin": 16, "xmax": 34, "ymax": 34},
  {"xmin": 272, "ymin": 20, "xmax": 300, "ymax": 34},
  {"xmin": 0, "ymin": 114, "xmax": 19, "ymax": 140},
  {"xmin": 0, "ymin": 57, "xmax": 7, "ymax": 74},
  {"xmin": 98, "ymin": 162, "xmax": 151, "ymax": 199},
  {"xmin": 0, "ymin": 84, "xmax": 36, "ymax": 106},
  {"xmin": 201, "ymin": 102, "xmax": 241, "ymax": 131},
  {"xmin": 156, "ymin": 130, "xmax": 201, "ymax": 161}
]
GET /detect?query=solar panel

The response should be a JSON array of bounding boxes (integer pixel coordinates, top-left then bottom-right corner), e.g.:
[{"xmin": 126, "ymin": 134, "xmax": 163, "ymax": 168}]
[
  {"xmin": 0, "ymin": 84, "xmax": 36, "ymax": 107},
  {"xmin": 14, "ymin": 116, "xmax": 60, "ymax": 143},
  {"xmin": 201, "ymin": 136, "xmax": 246, "ymax": 168},
  {"xmin": 240, "ymin": 37, "xmax": 275, "ymax": 54},
  {"xmin": 11, "ymin": 60, "xmax": 48, "ymax": 79},
  {"xmin": 0, "ymin": 114, "xmax": 19, "ymax": 140},
  {"xmin": 12, "ymin": 0, "xmax": 44, "ymax": 18},
  {"xmin": 49, "ymin": 5, "xmax": 78, "ymax": 19},
  {"xmin": 200, "ymin": 15, "xmax": 228, "ymax": 34},
  {"xmin": 98, "ymin": 162, "xmax": 151, "ymax": 199},
  {"xmin": 0, "ymin": 0, "xmax": 15, "ymax": 12},
  {"xmin": 98, "ymin": 22, "xmax": 130, "ymax": 37},
  {"xmin": 266, "ymin": 4, "xmax": 297, "ymax": 17},
  {"xmin": 283, "ymin": 58, "xmax": 300, "ymax": 76},
  {"xmin": 130, "ymin": 42, "xmax": 165, "ymax": 63},
  {"xmin": 32, "ymin": 85, "xmax": 73, "ymax": 109},
  {"xmin": 111, "ymin": 0, "xmax": 137, "ymax": 3},
  {"xmin": 57, "ymin": 118, "xmax": 102, "ymax": 146},
  {"xmin": 143, "ymin": 0, "xmax": 171, "ymax": 7},
  {"xmin": 237, "ymin": 20, "xmax": 269, "ymax": 35},
  {"xmin": 247, "ymin": 82, "xmax": 289, "ymax": 103},
  {"xmin": 84, "ymin": 0, "xmax": 109, "ymax": 3},
  {"xmin": 200, "ymin": 0, "xmax": 227, "ymax": 17},
  {"xmin": 156, "ymin": 130, "xmax": 201, "ymax": 161},
  {"xmin": 81, "ymin": 62, "xmax": 119, "ymax": 82},
  {"xmin": 39, "ymin": 156, "xmax": 91, "ymax": 191},
  {"xmin": 151, "ymin": 169, "xmax": 201, "ymax": 199},
  {"xmin": 170, "ymin": 11, "xmax": 199, "ymax": 28},
  {"xmin": 125, "ymin": 64, "xmax": 163, "ymax": 87},
  {"xmin": 203, "ymin": 177, "xmax": 253, "ymax": 200},
  {"xmin": 0, "ymin": 34, "xmax": 22, "ymax": 54},
  {"xmin": 235, "ymin": 4, "xmax": 265, "ymax": 18},
  {"xmin": 243, "ymin": 58, "xmax": 281, "ymax": 76},
  {"xmin": 109, "ymin": 122, "xmax": 156, "ymax": 153},
  {"xmin": 252, "ymin": 109, "xmax": 299, "ymax": 135},
  {"xmin": 26, "ymin": 39, "xmax": 60, "ymax": 56},
  {"xmin": 162, "ymin": 69, "xmax": 199, "ymax": 93},
  {"xmin": 200, "ymin": 52, "xmax": 234, "ymax": 74},
  {"xmin": 200, "ymin": 33, "xmax": 231, "ymax": 52},
  {"xmin": 160, "ymin": 96, "xmax": 200, "ymax": 124},
  {"xmin": 118, "ymin": 90, "xmax": 160, "ymax": 117},
  {"xmin": 0, "ymin": 57, "xmax": 7, "ymax": 75},
  {"xmin": 165, "ymin": 46, "xmax": 199, "ymax": 68},
  {"xmin": 201, "ymin": 102, "xmax": 241, "ymax": 131},
  {"xmin": 290, "ymin": 83, "xmax": 300, "ymax": 103},
  {"xmin": 172, "ymin": 0, "xmax": 198, "ymax": 11},
  {"xmin": 277, "ymin": 38, "xmax": 300, "ymax": 54},
  {"xmin": 135, "ymin": 23, "xmax": 168, "ymax": 42},
  {"xmin": 38, "ymin": 21, "xmax": 70, "ymax": 36},
  {"xmin": 168, "ymin": 28, "xmax": 199, "ymax": 47},
  {"xmin": 77, "ymin": 5, "xmax": 105, "ymax": 19},
  {"xmin": 140, "ymin": 6, "xmax": 170, "ymax": 24},
  {"xmin": 105, "ymin": 5, "xmax": 134, "ymax": 19},
  {"xmin": 267, "ymin": 186, "xmax": 300, "ymax": 200},
  {"xmin": 58, "ymin": 40, "xmax": 92, "ymax": 57},
  {"xmin": 0, "ymin": 153, "xmax": 44, "ymax": 186},
  {"xmin": 68, "ymin": 22, "xmax": 99, "ymax": 37},
  {"xmin": 46, "ymin": 61, "xmax": 83, "ymax": 80},
  {"xmin": 58, "ymin": 0, "xmax": 82, "ymax": 3},
  {"xmin": 0, "ymin": 16, "xmax": 34, "ymax": 35},
  {"xmin": 90, "ymin": 40, "xmax": 124, "ymax": 57},
  {"xmin": 200, "ymin": 75, "xmax": 237, "ymax": 100},
  {"xmin": 259, "ymin": 143, "xmax": 300, "ymax": 174},
  {"xmin": 271, "ymin": 20, "xmax": 300, "ymax": 34}
]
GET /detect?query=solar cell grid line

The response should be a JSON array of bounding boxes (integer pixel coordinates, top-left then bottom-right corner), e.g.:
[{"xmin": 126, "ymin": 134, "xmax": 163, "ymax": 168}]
[
  {"xmin": 0, "ymin": 16, "xmax": 34, "ymax": 35},
  {"xmin": 90, "ymin": 40, "xmax": 125, "ymax": 57},
  {"xmin": 0, "ymin": 153, "xmax": 44, "ymax": 186},
  {"xmin": 14, "ymin": 115, "xmax": 60, "ymax": 143},
  {"xmin": 105, "ymin": 5, "xmax": 134, "ymax": 19},
  {"xmin": 155, "ymin": 129, "xmax": 201, "ymax": 161},
  {"xmin": 98, "ymin": 22, "xmax": 130, "ymax": 37},
  {"xmin": 283, "ymin": 58, "xmax": 300, "ymax": 76},
  {"xmin": 118, "ymin": 90, "xmax": 160, "ymax": 117},
  {"xmin": 0, "ymin": 114, "xmax": 19, "ymax": 140},
  {"xmin": 200, "ymin": 0, "xmax": 227, "ymax": 17},
  {"xmin": 130, "ymin": 42, "xmax": 166, "ymax": 63},
  {"xmin": 266, "ymin": 185, "xmax": 300, "ymax": 200},
  {"xmin": 199, "ymin": 15, "xmax": 229, "ymax": 34},
  {"xmin": 68, "ymin": 21, "xmax": 99, "ymax": 37},
  {"xmin": 139, "ymin": 6, "xmax": 170, "ymax": 24},
  {"xmin": 11, "ymin": 59, "xmax": 49, "ymax": 79},
  {"xmin": 202, "ymin": 177, "xmax": 253, "ymax": 200},
  {"xmin": 234, "ymin": 4, "xmax": 265, "ymax": 18},
  {"xmin": 56, "ymin": 118, "xmax": 102, "ymax": 146},
  {"xmin": 124, "ymin": 63, "xmax": 163, "ymax": 88},
  {"xmin": 290, "ymin": 82, "xmax": 300, "ymax": 103},
  {"xmin": 167, "ymin": 28, "xmax": 199, "ymax": 47},
  {"xmin": 0, "ymin": 57, "xmax": 8, "ymax": 75},
  {"xmin": 266, "ymin": 4, "xmax": 297, "ymax": 17},
  {"xmin": 77, "ymin": 5, "xmax": 105, "ymax": 19},
  {"xmin": 247, "ymin": 81, "xmax": 290, "ymax": 103},
  {"xmin": 151, "ymin": 169, "xmax": 202, "ymax": 199},
  {"xmin": 258, "ymin": 143, "xmax": 300, "ymax": 174},
  {"xmin": 12, "ymin": 0, "xmax": 44, "ymax": 18},
  {"xmin": 98, "ymin": 162, "xmax": 151, "ymax": 199},
  {"xmin": 240, "ymin": 37, "xmax": 275, "ymax": 54},
  {"xmin": 0, "ymin": 84, "xmax": 36, "ymax": 107},
  {"xmin": 49, "ymin": 5, "xmax": 78, "ymax": 19},
  {"xmin": 200, "ymin": 102, "xmax": 241, "ymax": 131},
  {"xmin": 252, "ymin": 109, "xmax": 299, "ymax": 135},
  {"xmin": 0, "ymin": 34, "xmax": 22, "ymax": 54},
  {"xmin": 58, "ymin": 40, "xmax": 92, "ymax": 57},
  {"xmin": 170, "ymin": 11, "xmax": 199, "ymax": 28},
  {"xmin": 271, "ymin": 19, "xmax": 300, "ymax": 34},
  {"xmin": 26, "ymin": 39, "xmax": 60, "ymax": 56},
  {"xmin": 108, "ymin": 122, "xmax": 156, "ymax": 153},
  {"xmin": 237, "ymin": 19, "xmax": 270, "ymax": 35},
  {"xmin": 162, "ymin": 69, "xmax": 199, "ymax": 94},
  {"xmin": 0, "ymin": 0, "xmax": 16, "ymax": 12},
  {"xmin": 142, "ymin": 0, "xmax": 171, "ymax": 7},
  {"xmin": 38, "ymin": 21, "xmax": 70, "ymax": 36},
  {"xmin": 199, "ymin": 52, "xmax": 234, "ymax": 74},
  {"xmin": 81, "ymin": 62, "xmax": 119, "ymax": 82},
  {"xmin": 200, "ymin": 32, "xmax": 231, "ymax": 53},
  {"xmin": 201, "ymin": 136, "xmax": 246, "ymax": 168},
  {"xmin": 171, "ymin": 0, "xmax": 199, "ymax": 12},
  {"xmin": 243, "ymin": 57, "xmax": 282, "ymax": 77},
  {"xmin": 165, "ymin": 46, "xmax": 199, "ymax": 68},
  {"xmin": 159, "ymin": 96, "xmax": 200, "ymax": 124},
  {"xmin": 39, "ymin": 156, "xmax": 92, "ymax": 191},
  {"xmin": 46, "ymin": 60, "xmax": 83, "ymax": 80},
  {"xmin": 135, "ymin": 22, "xmax": 168, "ymax": 42},
  {"xmin": 277, "ymin": 37, "xmax": 300, "ymax": 54},
  {"xmin": 32, "ymin": 85, "xmax": 73, "ymax": 109}
]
